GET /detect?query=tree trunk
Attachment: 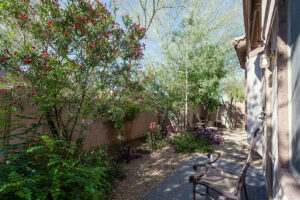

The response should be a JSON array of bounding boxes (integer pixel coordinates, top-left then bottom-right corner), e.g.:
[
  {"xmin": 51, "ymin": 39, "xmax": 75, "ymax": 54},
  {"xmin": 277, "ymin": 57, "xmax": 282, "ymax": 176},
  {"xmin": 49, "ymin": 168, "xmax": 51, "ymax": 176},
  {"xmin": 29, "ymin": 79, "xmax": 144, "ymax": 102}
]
[
  {"xmin": 109, "ymin": 127, "xmax": 119, "ymax": 146},
  {"xmin": 125, "ymin": 120, "xmax": 133, "ymax": 141},
  {"xmin": 184, "ymin": 56, "xmax": 189, "ymax": 130},
  {"xmin": 45, "ymin": 111, "xmax": 59, "ymax": 137}
]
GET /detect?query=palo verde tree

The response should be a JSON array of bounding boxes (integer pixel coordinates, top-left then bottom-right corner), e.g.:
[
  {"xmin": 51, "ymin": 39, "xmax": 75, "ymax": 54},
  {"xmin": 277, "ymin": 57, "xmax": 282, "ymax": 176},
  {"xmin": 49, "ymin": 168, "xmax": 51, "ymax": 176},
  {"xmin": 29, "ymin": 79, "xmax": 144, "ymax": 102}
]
[
  {"xmin": 163, "ymin": 15, "xmax": 226, "ymax": 129},
  {"xmin": 0, "ymin": 0, "xmax": 146, "ymax": 142}
]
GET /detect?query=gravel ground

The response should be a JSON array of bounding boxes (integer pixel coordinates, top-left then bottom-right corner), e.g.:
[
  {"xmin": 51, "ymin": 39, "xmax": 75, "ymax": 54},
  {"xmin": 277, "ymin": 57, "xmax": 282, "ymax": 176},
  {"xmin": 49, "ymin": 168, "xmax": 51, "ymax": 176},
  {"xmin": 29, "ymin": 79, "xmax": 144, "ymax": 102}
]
[
  {"xmin": 110, "ymin": 145, "xmax": 194, "ymax": 200},
  {"xmin": 110, "ymin": 128, "xmax": 262, "ymax": 200}
]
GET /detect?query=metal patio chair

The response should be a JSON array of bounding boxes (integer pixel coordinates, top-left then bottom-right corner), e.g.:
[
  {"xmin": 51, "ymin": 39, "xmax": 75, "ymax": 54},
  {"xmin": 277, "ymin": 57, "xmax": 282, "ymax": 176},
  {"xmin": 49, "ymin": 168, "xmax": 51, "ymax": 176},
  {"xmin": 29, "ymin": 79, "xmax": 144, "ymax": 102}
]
[{"xmin": 189, "ymin": 128, "xmax": 261, "ymax": 200}]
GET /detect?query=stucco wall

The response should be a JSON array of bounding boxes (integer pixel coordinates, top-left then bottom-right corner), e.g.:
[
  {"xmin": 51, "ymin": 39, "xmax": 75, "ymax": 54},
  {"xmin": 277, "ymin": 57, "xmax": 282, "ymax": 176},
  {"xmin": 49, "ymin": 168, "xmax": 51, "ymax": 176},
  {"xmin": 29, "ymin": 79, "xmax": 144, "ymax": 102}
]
[
  {"xmin": 1, "ymin": 104, "xmax": 157, "ymax": 150},
  {"xmin": 186, "ymin": 103, "xmax": 245, "ymax": 129},
  {"xmin": 246, "ymin": 54, "xmax": 264, "ymax": 155},
  {"xmin": 8, "ymin": 103, "xmax": 42, "ymax": 145}
]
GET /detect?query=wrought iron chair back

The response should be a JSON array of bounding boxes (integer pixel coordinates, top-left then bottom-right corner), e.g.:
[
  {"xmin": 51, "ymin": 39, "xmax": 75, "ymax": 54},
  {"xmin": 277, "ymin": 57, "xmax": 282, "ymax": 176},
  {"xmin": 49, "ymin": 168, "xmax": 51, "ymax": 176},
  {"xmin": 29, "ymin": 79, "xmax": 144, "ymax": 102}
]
[{"xmin": 189, "ymin": 128, "xmax": 262, "ymax": 200}]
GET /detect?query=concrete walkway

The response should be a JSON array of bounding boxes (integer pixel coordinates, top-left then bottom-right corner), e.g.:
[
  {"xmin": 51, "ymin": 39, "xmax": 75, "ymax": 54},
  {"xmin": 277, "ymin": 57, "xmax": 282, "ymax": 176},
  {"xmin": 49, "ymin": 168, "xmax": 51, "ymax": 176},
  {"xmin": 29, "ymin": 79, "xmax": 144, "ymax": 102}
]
[{"xmin": 143, "ymin": 154, "xmax": 268, "ymax": 200}]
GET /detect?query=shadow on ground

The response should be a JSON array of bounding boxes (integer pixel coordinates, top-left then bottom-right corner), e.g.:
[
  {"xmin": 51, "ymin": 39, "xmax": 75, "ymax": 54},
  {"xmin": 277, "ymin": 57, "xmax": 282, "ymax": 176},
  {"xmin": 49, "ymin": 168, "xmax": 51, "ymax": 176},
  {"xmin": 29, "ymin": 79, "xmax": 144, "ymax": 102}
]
[{"xmin": 143, "ymin": 155, "xmax": 268, "ymax": 200}]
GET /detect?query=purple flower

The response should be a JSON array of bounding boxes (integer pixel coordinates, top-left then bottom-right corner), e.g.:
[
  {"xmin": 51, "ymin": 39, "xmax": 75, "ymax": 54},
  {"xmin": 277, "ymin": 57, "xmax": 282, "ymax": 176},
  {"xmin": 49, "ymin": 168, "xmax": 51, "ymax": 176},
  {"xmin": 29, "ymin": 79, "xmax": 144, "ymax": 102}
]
[{"xmin": 195, "ymin": 128, "xmax": 223, "ymax": 145}]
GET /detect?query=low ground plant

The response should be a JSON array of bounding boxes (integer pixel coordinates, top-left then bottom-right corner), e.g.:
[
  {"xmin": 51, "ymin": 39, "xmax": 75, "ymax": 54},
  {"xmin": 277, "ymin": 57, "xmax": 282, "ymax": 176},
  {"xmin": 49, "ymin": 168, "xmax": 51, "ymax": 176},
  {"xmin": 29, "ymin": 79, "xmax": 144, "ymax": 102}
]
[
  {"xmin": 0, "ymin": 136, "xmax": 124, "ymax": 200},
  {"xmin": 172, "ymin": 131, "xmax": 214, "ymax": 153},
  {"xmin": 145, "ymin": 132, "xmax": 169, "ymax": 151},
  {"xmin": 196, "ymin": 128, "xmax": 224, "ymax": 145},
  {"xmin": 144, "ymin": 122, "xmax": 169, "ymax": 151}
]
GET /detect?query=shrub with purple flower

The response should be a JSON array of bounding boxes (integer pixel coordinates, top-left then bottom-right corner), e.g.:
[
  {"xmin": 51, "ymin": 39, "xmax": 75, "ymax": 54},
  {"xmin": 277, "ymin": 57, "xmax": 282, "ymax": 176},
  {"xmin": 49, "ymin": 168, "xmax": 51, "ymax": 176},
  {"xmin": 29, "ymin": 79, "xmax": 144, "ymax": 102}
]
[{"xmin": 196, "ymin": 128, "xmax": 223, "ymax": 145}]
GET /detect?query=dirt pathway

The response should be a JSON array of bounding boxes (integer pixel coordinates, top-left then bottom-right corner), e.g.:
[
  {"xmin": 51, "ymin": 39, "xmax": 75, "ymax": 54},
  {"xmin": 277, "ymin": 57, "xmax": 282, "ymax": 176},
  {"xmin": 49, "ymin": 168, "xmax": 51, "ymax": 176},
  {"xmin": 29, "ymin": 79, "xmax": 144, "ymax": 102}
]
[{"xmin": 110, "ymin": 128, "xmax": 262, "ymax": 200}]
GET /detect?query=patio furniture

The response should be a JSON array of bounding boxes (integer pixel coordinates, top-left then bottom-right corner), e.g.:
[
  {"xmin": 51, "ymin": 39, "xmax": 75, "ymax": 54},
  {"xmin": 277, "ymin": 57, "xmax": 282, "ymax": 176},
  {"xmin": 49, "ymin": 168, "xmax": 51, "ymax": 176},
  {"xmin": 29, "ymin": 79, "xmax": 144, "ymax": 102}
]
[{"xmin": 189, "ymin": 128, "xmax": 261, "ymax": 200}]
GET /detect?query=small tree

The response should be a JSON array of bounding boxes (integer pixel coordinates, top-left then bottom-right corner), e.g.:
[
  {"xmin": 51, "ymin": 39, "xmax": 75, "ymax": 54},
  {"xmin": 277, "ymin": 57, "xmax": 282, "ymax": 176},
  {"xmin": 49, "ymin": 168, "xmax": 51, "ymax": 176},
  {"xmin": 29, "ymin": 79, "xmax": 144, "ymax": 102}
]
[
  {"xmin": 0, "ymin": 0, "xmax": 145, "ymax": 142},
  {"xmin": 163, "ymin": 15, "xmax": 226, "ymax": 129}
]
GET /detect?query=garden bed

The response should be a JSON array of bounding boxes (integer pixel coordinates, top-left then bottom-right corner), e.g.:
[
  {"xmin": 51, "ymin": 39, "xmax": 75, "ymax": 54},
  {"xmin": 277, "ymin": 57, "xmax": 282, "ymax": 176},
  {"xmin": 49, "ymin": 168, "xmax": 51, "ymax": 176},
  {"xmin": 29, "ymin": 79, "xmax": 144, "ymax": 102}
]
[
  {"xmin": 110, "ymin": 128, "xmax": 262, "ymax": 200},
  {"xmin": 110, "ymin": 144, "xmax": 194, "ymax": 200}
]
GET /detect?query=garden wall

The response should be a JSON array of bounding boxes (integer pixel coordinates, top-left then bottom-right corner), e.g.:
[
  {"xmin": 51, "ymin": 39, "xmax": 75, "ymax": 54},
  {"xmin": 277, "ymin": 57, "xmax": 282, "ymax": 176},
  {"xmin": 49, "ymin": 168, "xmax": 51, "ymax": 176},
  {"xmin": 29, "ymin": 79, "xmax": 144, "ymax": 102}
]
[
  {"xmin": 81, "ymin": 110, "xmax": 157, "ymax": 150},
  {"xmin": 187, "ymin": 102, "xmax": 245, "ymax": 128},
  {"xmin": 1, "ymin": 102, "xmax": 158, "ymax": 150}
]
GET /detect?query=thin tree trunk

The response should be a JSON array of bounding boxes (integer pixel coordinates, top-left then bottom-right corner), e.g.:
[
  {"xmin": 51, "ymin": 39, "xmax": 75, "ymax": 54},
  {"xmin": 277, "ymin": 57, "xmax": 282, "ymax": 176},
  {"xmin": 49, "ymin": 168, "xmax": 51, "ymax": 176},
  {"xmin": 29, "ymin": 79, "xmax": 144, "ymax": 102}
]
[
  {"xmin": 184, "ymin": 53, "xmax": 188, "ymax": 130},
  {"xmin": 45, "ymin": 111, "xmax": 59, "ymax": 137}
]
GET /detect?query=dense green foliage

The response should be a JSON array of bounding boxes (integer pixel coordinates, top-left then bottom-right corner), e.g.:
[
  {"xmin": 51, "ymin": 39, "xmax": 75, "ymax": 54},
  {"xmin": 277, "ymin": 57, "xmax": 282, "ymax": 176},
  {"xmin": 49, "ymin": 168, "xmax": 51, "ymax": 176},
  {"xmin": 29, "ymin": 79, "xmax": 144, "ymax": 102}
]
[
  {"xmin": 172, "ymin": 132, "xmax": 213, "ymax": 153},
  {"xmin": 0, "ymin": 136, "xmax": 124, "ymax": 200},
  {"xmin": 0, "ymin": 0, "xmax": 243, "ymax": 197},
  {"xmin": 145, "ymin": 131, "xmax": 169, "ymax": 151},
  {"xmin": 0, "ymin": 0, "xmax": 146, "ymax": 140}
]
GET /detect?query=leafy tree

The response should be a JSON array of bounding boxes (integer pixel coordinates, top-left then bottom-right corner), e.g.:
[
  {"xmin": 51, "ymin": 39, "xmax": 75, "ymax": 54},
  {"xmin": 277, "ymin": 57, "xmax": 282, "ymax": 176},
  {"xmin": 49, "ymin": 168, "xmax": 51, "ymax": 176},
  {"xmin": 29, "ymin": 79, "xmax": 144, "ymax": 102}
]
[
  {"xmin": 142, "ymin": 0, "xmax": 244, "ymax": 130},
  {"xmin": 162, "ymin": 15, "xmax": 226, "ymax": 129},
  {"xmin": 0, "ymin": 0, "xmax": 146, "ymax": 142}
]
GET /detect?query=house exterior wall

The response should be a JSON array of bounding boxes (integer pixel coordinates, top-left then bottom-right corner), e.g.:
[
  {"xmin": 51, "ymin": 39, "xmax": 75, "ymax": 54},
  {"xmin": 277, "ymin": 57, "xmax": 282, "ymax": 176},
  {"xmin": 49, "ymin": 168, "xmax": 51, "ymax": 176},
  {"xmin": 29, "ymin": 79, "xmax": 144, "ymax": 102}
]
[
  {"xmin": 289, "ymin": 0, "xmax": 300, "ymax": 183},
  {"xmin": 261, "ymin": 1, "xmax": 300, "ymax": 199},
  {"xmin": 246, "ymin": 55, "xmax": 264, "ymax": 155},
  {"xmin": 261, "ymin": 0, "xmax": 276, "ymax": 42},
  {"xmin": 235, "ymin": 1, "xmax": 300, "ymax": 199}
]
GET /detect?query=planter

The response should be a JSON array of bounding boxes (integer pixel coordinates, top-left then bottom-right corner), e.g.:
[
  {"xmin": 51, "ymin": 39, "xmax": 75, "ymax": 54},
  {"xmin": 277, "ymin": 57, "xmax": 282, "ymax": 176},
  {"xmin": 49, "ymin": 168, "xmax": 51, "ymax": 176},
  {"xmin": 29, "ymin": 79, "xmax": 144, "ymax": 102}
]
[{"xmin": 125, "ymin": 120, "xmax": 134, "ymax": 141}]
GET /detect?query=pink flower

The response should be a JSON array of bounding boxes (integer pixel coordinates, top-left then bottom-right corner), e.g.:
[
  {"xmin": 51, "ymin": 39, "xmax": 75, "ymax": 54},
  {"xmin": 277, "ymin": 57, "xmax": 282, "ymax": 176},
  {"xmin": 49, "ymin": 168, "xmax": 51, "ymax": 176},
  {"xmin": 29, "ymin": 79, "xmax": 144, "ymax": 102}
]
[
  {"xmin": 149, "ymin": 122, "xmax": 157, "ymax": 132},
  {"xmin": 48, "ymin": 21, "xmax": 52, "ymax": 26},
  {"xmin": 23, "ymin": 59, "xmax": 31, "ymax": 64}
]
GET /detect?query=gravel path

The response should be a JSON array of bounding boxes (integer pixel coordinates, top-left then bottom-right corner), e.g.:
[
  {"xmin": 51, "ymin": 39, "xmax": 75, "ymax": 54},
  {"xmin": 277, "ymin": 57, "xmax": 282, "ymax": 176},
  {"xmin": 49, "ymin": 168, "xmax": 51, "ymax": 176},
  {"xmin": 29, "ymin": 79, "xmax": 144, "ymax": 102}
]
[
  {"xmin": 110, "ymin": 128, "xmax": 262, "ymax": 200},
  {"xmin": 110, "ymin": 145, "xmax": 194, "ymax": 200}
]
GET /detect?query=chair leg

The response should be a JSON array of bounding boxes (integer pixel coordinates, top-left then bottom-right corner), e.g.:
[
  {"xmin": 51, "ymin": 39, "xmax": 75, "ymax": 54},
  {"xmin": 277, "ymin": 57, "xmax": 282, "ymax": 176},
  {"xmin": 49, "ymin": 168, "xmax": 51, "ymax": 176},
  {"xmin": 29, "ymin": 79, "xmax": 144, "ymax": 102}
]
[
  {"xmin": 193, "ymin": 183, "xmax": 196, "ymax": 200},
  {"xmin": 243, "ymin": 184, "xmax": 249, "ymax": 200}
]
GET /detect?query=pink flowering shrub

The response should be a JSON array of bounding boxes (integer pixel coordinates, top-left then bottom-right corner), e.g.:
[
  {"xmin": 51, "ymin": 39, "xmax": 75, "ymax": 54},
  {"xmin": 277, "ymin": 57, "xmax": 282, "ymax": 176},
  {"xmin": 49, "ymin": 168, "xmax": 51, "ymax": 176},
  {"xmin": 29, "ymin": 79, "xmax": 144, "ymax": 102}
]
[{"xmin": 0, "ymin": 0, "xmax": 146, "ymax": 141}]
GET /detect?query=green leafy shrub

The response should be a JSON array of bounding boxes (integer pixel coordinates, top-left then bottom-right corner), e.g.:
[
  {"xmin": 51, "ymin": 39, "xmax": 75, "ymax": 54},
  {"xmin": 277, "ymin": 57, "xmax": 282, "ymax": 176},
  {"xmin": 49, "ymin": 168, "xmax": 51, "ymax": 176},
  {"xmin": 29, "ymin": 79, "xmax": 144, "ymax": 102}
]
[
  {"xmin": 0, "ymin": 136, "xmax": 124, "ymax": 200},
  {"xmin": 144, "ymin": 123, "xmax": 168, "ymax": 151},
  {"xmin": 145, "ymin": 131, "xmax": 169, "ymax": 151},
  {"xmin": 172, "ymin": 132, "xmax": 213, "ymax": 153}
]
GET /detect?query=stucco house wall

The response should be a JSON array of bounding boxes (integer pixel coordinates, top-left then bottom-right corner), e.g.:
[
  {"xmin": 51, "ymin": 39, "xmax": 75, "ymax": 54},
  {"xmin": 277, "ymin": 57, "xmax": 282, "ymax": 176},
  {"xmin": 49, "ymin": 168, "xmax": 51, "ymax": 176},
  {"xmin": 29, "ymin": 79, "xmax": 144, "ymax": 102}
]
[
  {"xmin": 233, "ymin": 1, "xmax": 300, "ymax": 199},
  {"xmin": 246, "ymin": 55, "xmax": 264, "ymax": 155}
]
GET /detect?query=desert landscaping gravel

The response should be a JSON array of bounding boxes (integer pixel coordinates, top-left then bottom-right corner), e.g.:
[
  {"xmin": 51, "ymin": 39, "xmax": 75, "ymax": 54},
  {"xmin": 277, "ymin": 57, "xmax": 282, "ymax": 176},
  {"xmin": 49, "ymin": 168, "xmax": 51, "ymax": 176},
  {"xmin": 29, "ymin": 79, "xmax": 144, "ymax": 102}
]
[{"xmin": 110, "ymin": 128, "xmax": 262, "ymax": 200}]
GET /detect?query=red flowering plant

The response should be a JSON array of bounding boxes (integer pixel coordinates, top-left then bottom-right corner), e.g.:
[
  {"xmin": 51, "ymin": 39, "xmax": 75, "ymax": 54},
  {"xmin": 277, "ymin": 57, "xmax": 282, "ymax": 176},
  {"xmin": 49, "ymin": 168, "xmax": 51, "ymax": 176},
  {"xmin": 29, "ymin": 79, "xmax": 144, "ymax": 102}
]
[
  {"xmin": 149, "ymin": 122, "xmax": 157, "ymax": 133},
  {"xmin": 146, "ymin": 121, "xmax": 167, "ymax": 151},
  {"xmin": 0, "ymin": 0, "xmax": 146, "ymax": 142}
]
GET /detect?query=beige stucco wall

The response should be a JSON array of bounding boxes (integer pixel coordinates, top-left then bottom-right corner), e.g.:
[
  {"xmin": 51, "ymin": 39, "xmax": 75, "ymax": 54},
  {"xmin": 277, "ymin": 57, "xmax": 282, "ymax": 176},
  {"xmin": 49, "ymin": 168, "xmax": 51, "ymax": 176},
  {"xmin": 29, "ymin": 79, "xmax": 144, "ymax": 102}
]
[
  {"xmin": 2, "ymin": 102, "xmax": 157, "ymax": 150},
  {"xmin": 8, "ymin": 103, "xmax": 41, "ymax": 145},
  {"xmin": 131, "ymin": 110, "xmax": 158, "ymax": 139},
  {"xmin": 82, "ymin": 110, "xmax": 157, "ymax": 149},
  {"xmin": 187, "ymin": 103, "xmax": 245, "ymax": 128}
]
